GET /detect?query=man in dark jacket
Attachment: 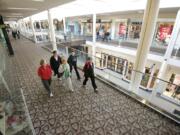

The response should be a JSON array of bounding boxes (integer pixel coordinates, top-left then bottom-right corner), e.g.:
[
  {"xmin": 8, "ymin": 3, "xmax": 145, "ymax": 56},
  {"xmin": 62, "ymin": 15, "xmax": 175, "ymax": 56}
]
[
  {"xmin": 67, "ymin": 51, "xmax": 81, "ymax": 80},
  {"xmin": 50, "ymin": 50, "xmax": 62, "ymax": 79},
  {"xmin": 82, "ymin": 57, "xmax": 98, "ymax": 93}
]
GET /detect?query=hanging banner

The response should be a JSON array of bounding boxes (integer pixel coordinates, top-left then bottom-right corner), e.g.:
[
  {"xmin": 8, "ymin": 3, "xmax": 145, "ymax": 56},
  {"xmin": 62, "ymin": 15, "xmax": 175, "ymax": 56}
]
[{"xmin": 119, "ymin": 23, "xmax": 126, "ymax": 35}]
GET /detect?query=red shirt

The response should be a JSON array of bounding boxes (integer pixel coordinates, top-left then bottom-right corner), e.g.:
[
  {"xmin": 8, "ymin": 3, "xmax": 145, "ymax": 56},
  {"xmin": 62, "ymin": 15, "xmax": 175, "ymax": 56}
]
[{"xmin": 38, "ymin": 64, "xmax": 52, "ymax": 80}]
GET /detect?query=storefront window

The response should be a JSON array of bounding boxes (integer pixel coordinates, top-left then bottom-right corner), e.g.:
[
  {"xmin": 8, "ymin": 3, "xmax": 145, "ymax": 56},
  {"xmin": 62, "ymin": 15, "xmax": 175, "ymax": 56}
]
[
  {"xmin": 53, "ymin": 19, "xmax": 64, "ymax": 31},
  {"xmin": 128, "ymin": 22, "xmax": 142, "ymax": 40},
  {"xmin": 155, "ymin": 22, "xmax": 174, "ymax": 46},
  {"xmin": 101, "ymin": 53, "xmax": 108, "ymax": 68},
  {"xmin": 95, "ymin": 53, "xmax": 102, "ymax": 68},
  {"xmin": 96, "ymin": 21, "xmax": 111, "ymax": 41},
  {"xmin": 40, "ymin": 20, "xmax": 49, "ymax": 29},
  {"xmin": 107, "ymin": 55, "xmax": 116, "ymax": 71},
  {"xmin": 34, "ymin": 21, "xmax": 41, "ymax": 30},
  {"xmin": 116, "ymin": 58, "xmax": 125, "ymax": 74},
  {"xmin": 83, "ymin": 23, "xmax": 92, "ymax": 36}
]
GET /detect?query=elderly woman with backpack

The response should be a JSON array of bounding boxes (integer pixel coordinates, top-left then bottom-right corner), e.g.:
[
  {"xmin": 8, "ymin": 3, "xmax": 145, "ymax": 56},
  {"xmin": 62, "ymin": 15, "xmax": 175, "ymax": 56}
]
[{"xmin": 61, "ymin": 58, "xmax": 74, "ymax": 92}]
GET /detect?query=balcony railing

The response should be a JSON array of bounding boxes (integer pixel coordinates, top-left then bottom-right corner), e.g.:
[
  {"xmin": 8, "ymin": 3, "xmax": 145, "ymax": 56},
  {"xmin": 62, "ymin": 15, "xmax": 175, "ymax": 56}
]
[{"xmin": 53, "ymin": 44, "xmax": 180, "ymax": 124}]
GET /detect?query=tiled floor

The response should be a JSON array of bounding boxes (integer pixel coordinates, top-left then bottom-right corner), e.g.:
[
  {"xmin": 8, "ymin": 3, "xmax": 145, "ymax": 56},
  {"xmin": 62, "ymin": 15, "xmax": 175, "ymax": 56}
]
[{"xmin": 3, "ymin": 38, "xmax": 180, "ymax": 135}]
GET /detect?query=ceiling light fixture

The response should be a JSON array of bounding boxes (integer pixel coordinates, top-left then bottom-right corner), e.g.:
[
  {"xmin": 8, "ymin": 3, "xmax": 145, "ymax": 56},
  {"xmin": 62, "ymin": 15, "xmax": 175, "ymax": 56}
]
[
  {"xmin": 32, "ymin": 0, "xmax": 45, "ymax": 2},
  {"xmin": 5, "ymin": 16, "xmax": 23, "ymax": 18},
  {"xmin": 7, "ymin": 7, "xmax": 38, "ymax": 11},
  {"xmin": 11, "ymin": 13, "xmax": 23, "ymax": 15}
]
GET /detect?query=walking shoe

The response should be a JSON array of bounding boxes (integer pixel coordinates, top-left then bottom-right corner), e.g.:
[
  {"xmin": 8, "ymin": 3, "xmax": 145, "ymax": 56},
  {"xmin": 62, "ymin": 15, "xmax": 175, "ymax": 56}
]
[
  {"xmin": 50, "ymin": 93, "xmax": 53, "ymax": 97},
  {"xmin": 58, "ymin": 78, "xmax": 62, "ymax": 81},
  {"xmin": 94, "ymin": 89, "xmax": 98, "ymax": 93},
  {"xmin": 81, "ymin": 85, "xmax": 86, "ymax": 89}
]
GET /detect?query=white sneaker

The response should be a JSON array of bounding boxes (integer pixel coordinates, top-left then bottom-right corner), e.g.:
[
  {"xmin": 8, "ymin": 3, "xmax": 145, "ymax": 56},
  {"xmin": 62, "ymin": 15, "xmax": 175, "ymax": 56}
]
[
  {"xmin": 58, "ymin": 78, "xmax": 62, "ymax": 81},
  {"xmin": 71, "ymin": 89, "xmax": 74, "ymax": 92},
  {"xmin": 50, "ymin": 93, "xmax": 53, "ymax": 97}
]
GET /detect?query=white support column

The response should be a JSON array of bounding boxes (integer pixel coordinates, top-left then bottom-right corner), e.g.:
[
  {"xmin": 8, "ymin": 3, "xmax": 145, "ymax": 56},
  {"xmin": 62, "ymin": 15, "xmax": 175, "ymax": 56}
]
[
  {"xmin": 48, "ymin": 9, "xmax": 57, "ymax": 51},
  {"xmin": 129, "ymin": 0, "xmax": 160, "ymax": 92},
  {"xmin": 111, "ymin": 19, "xmax": 116, "ymax": 40},
  {"xmin": 154, "ymin": 10, "xmax": 180, "ymax": 95},
  {"xmin": 65, "ymin": 47, "xmax": 69, "ymax": 58},
  {"xmin": 92, "ymin": 13, "xmax": 96, "ymax": 64},
  {"xmin": 30, "ymin": 17, "xmax": 37, "ymax": 43},
  {"xmin": 123, "ymin": 60, "xmax": 127, "ymax": 77}
]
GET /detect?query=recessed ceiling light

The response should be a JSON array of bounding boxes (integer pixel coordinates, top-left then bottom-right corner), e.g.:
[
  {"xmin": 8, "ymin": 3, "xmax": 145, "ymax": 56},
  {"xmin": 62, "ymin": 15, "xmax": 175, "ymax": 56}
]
[
  {"xmin": 7, "ymin": 7, "xmax": 38, "ymax": 11},
  {"xmin": 5, "ymin": 16, "xmax": 23, "ymax": 18},
  {"xmin": 11, "ymin": 13, "xmax": 23, "ymax": 15}
]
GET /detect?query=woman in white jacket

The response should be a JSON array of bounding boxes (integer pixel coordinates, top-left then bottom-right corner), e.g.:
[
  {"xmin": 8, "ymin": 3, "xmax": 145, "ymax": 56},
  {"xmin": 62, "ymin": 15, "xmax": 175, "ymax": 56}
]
[{"xmin": 61, "ymin": 58, "xmax": 74, "ymax": 92}]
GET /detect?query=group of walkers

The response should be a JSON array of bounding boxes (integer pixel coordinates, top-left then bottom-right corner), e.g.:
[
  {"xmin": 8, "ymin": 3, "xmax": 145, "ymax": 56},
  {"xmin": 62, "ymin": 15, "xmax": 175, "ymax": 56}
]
[{"xmin": 37, "ymin": 50, "xmax": 98, "ymax": 97}]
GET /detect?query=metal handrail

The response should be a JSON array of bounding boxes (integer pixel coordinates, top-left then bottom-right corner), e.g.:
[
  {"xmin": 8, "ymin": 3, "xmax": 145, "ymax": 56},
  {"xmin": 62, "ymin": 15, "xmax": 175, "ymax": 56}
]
[{"xmin": 55, "ymin": 42, "xmax": 180, "ymax": 88}]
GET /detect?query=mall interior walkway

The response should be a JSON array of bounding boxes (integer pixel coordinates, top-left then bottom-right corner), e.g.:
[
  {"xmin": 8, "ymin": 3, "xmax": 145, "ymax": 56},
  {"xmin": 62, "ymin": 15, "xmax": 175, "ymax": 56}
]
[{"xmin": 4, "ymin": 37, "xmax": 180, "ymax": 135}]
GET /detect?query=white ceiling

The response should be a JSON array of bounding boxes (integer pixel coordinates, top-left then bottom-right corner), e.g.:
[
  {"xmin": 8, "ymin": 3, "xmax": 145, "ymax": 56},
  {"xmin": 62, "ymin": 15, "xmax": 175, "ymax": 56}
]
[
  {"xmin": 51, "ymin": 0, "xmax": 180, "ymax": 18},
  {"xmin": 0, "ymin": 0, "xmax": 74, "ymax": 21}
]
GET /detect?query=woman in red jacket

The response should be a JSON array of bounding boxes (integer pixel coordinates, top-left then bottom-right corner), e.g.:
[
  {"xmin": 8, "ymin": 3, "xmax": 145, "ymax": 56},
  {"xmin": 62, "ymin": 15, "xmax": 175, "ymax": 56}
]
[{"xmin": 38, "ymin": 59, "xmax": 53, "ymax": 97}]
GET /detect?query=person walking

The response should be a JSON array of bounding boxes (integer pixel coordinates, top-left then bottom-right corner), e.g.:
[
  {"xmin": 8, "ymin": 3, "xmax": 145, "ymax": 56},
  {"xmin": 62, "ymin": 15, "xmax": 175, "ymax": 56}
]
[
  {"xmin": 37, "ymin": 59, "xmax": 53, "ymax": 97},
  {"xmin": 67, "ymin": 50, "xmax": 81, "ymax": 80},
  {"xmin": 82, "ymin": 57, "xmax": 98, "ymax": 93},
  {"xmin": 50, "ymin": 50, "xmax": 62, "ymax": 79},
  {"xmin": 17, "ymin": 30, "xmax": 20, "ymax": 39},
  {"xmin": 61, "ymin": 58, "xmax": 74, "ymax": 92}
]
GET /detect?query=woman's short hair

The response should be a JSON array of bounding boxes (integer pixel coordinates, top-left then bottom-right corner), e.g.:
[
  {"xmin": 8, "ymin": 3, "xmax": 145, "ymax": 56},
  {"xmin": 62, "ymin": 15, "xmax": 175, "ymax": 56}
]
[
  {"xmin": 52, "ymin": 50, "xmax": 57, "ymax": 54},
  {"xmin": 87, "ymin": 57, "xmax": 91, "ymax": 61},
  {"xmin": 61, "ymin": 58, "xmax": 67, "ymax": 64},
  {"xmin": 40, "ymin": 59, "xmax": 45, "ymax": 65}
]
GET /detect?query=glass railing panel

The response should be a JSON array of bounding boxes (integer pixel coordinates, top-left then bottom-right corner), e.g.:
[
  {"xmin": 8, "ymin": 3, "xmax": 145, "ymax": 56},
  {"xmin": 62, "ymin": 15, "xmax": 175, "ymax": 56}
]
[
  {"xmin": 57, "ymin": 44, "xmax": 180, "ymax": 102},
  {"xmin": 0, "ymin": 40, "xmax": 35, "ymax": 135},
  {"xmin": 56, "ymin": 44, "xmax": 180, "ymax": 123}
]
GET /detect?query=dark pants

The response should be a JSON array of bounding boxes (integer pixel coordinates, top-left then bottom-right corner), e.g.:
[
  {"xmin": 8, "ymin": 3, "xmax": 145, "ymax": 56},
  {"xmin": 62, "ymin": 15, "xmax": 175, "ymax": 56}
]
[
  {"xmin": 53, "ymin": 68, "xmax": 60, "ymax": 78},
  {"xmin": 83, "ymin": 76, "xmax": 97, "ymax": 90},
  {"xmin": 42, "ymin": 79, "xmax": 51, "ymax": 94},
  {"xmin": 70, "ymin": 64, "xmax": 81, "ymax": 79}
]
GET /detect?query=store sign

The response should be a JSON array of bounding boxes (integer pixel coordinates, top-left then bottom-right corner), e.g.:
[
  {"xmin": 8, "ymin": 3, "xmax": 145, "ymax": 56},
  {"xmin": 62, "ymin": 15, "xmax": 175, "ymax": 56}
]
[
  {"xmin": 119, "ymin": 23, "xmax": 126, "ymax": 35},
  {"xmin": 158, "ymin": 24, "xmax": 173, "ymax": 41}
]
